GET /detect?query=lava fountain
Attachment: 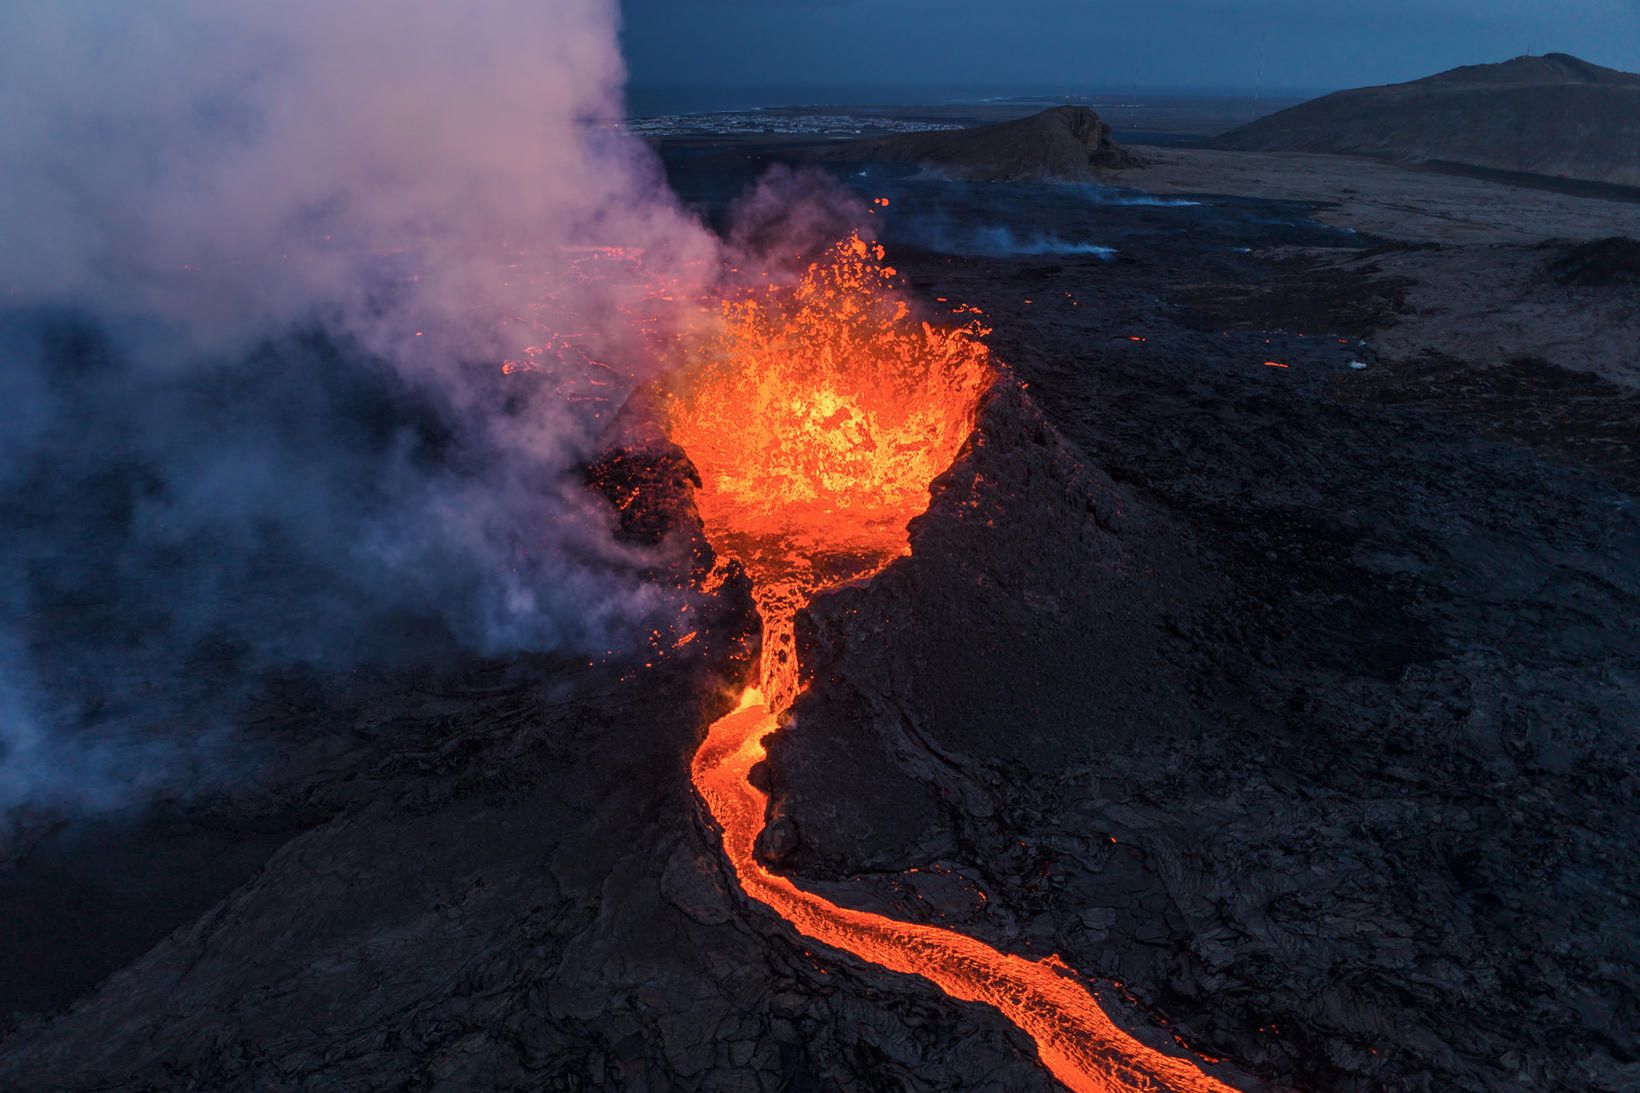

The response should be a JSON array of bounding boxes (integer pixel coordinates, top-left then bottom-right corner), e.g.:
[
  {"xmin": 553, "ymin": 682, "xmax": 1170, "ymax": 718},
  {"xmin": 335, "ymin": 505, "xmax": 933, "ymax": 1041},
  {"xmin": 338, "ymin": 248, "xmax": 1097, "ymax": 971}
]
[{"xmin": 666, "ymin": 234, "xmax": 1238, "ymax": 1093}]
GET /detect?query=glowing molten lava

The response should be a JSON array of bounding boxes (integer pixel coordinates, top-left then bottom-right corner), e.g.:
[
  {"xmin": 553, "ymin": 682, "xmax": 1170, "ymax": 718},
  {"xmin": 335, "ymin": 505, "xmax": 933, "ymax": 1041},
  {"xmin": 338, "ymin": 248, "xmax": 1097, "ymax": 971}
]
[
  {"xmin": 669, "ymin": 235, "xmax": 1237, "ymax": 1093},
  {"xmin": 665, "ymin": 233, "xmax": 992, "ymax": 709}
]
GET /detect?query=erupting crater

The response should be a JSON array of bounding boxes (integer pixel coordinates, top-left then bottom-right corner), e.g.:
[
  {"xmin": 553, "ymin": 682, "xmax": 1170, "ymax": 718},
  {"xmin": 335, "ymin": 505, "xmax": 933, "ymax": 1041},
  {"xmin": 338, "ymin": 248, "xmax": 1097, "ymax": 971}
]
[{"xmin": 666, "ymin": 234, "xmax": 1238, "ymax": 1093}]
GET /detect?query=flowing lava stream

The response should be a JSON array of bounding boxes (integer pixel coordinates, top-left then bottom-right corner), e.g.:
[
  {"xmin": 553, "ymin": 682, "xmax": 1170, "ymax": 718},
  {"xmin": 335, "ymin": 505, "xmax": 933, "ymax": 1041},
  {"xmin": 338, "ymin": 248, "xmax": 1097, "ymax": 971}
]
[{"xmin": 667, "ymin": 235, "xmax": 1238, "ymax": 1093}]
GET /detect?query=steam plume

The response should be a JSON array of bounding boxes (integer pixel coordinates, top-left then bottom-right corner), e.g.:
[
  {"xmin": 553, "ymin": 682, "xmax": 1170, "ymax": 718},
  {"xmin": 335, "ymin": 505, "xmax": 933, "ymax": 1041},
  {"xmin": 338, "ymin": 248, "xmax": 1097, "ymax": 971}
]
[{"xmin": 0, "ymin": 2, "xmax": 715, "ymax": 820}]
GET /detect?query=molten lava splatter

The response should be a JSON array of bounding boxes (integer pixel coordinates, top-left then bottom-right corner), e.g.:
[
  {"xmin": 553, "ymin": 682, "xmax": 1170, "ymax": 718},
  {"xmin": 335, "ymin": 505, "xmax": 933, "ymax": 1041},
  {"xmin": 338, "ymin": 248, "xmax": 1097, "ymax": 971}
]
[
  {"xmin": 665, "ymin": 232, "xmax": 992, "ymax": 710},
  {"xmin": 669, "ymin": 235, "xmax": 1238, "ymax": 1093}
]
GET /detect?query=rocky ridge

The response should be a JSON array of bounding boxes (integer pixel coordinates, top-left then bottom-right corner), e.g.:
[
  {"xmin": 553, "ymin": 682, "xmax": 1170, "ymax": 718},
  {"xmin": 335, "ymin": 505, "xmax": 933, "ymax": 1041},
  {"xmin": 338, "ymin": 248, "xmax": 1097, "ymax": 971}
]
[
  {"xmin": 814, "ymin": 106, "xmax": 1142, "ymax": 182},
  {"xmin": 1210, "ymin": 53, "xmax": 1640, "ymax": 188}
]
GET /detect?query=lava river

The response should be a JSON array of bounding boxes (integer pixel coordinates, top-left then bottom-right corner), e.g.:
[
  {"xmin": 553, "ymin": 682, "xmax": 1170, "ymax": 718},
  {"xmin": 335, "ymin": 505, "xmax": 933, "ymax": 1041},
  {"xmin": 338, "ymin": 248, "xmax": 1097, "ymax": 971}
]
[{"xmin": 668, "ymin": 234, "xmax": 1238, "ymax": 1093}]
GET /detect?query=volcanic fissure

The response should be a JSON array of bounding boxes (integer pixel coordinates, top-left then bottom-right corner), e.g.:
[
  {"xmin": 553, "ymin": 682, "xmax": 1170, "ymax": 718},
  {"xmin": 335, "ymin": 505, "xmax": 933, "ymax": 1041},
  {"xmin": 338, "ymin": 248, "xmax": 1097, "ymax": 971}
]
[{"xmin": 665, "ymin": 236, "xmax": 1238, "ymax": 1093}]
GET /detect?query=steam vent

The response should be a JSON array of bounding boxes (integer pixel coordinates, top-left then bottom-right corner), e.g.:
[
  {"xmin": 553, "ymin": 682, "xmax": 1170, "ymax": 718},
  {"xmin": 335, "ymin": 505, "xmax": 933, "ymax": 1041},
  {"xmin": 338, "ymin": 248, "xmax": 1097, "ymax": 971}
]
[{"xmin": 5, "ymin": 6, "xmax": 1640, "ymax": 1093}]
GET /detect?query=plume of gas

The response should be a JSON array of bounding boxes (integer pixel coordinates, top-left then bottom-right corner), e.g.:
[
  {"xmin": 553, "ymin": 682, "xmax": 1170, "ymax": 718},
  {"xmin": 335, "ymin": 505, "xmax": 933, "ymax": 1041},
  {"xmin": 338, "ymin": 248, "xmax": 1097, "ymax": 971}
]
[{"xmin": 0, "ymin": 1, "xmax": 716, "ymax": 822}]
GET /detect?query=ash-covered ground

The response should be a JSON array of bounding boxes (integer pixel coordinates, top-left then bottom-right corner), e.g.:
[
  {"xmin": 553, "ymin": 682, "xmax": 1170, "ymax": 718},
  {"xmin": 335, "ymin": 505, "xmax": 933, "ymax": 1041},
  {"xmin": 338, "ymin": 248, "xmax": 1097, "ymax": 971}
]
[{"xmin": 2, "ymin": 143, "xmax": 1637, "ymax": 1092}]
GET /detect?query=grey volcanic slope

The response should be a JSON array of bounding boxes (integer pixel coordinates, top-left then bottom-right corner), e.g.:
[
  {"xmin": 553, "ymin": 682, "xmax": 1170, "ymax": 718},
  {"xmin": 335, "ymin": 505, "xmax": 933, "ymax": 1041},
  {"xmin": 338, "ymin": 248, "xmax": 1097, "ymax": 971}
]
[
  {"xmin": 1211, "ymin": 53, "xmax": 1640, "ymax": 188},
  {"xmin": 814, "ymin": 106, "xmax": 1142, "ymax": 182}
]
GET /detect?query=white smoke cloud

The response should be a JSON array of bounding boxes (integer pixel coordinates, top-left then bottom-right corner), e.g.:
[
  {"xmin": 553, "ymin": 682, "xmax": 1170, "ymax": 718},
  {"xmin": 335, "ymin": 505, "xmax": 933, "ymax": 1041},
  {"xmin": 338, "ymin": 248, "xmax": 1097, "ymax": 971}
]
[
  {"xmin": 2, "ymin": 1, "xmax": 718, "ymax": 358},
  {"xmin": 0, "ymin": 2, "xmax": 719, "ymax": 820}
]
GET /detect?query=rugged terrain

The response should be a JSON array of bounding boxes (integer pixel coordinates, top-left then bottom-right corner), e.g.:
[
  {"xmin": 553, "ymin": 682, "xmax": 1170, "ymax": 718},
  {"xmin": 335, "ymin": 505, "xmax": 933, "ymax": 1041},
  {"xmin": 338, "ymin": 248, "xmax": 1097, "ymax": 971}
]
[
  {"xmin": 1210, "ymin": 53, "xmax": 1640, "ymax": 189},
  {"xmin": 2, "ymin": 139, "xmax": 1638, "ymax": 1092},
  {"xmin": 1129, "ymin": 146, "xmax": 1640, "ymax": 397},
  {"xmin": 768, "ymin": 185, "xmax": 1640, "ymax": 1090}
]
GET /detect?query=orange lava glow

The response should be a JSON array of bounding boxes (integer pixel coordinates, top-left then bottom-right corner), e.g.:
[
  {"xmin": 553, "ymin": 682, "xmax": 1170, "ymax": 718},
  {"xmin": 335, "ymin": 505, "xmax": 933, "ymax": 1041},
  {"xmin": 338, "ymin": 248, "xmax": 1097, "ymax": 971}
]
[
  {"xmin": 693, "ymin": 695, "xmax": 1239, "ymax": 1093},
  {"xmin": 670, "ymin": 235, "xmax": 1238, "ymax": 1092},
  {"xmin": 664, "ymin": 232, "xmax": 992, "ymax": 709}
]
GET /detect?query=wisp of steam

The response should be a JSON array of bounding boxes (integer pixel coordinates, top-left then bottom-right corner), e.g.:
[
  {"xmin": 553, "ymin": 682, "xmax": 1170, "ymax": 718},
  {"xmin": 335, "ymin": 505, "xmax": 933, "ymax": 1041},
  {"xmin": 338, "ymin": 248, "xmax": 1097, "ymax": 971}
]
[{"xmin": 0, "ymin": 2, "xmax": 715, "ymax": 823}]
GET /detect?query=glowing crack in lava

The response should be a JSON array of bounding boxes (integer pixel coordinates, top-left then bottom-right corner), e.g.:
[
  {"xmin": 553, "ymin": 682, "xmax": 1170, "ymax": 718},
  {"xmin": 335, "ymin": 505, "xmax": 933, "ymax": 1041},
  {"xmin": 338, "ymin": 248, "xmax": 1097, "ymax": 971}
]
[{"xmin": 667, "ymin": 235, "xmax": 1237, "ymax": 1093}]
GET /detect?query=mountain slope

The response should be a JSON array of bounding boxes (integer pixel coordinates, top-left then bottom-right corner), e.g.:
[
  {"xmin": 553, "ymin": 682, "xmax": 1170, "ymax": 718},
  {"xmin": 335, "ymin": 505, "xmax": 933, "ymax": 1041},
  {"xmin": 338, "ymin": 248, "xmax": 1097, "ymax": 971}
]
[
  {"xmin": 814, "ymin": 106, "xmax": 1142, "ymax": 182},
  {"xmin": 1211, "ymin": 54, "xmax": 1640, "ymax": 188}
]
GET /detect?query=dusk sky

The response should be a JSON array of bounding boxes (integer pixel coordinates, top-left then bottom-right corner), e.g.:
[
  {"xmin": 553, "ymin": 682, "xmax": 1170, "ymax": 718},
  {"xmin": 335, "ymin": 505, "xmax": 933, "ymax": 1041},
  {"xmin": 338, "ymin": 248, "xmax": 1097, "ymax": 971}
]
[{"xmin": 620, "ymin": 0, "xmax": 1640, "ymax": 95}]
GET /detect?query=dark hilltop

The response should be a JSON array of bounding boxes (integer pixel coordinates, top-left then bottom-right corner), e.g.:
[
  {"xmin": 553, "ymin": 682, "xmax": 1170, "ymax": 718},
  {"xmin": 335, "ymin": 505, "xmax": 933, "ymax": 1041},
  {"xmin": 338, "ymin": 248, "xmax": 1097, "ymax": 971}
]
[
  {"xmin": 1211, "ymin": 52, "xmax": 1640, "ymax": 188},
  {"xmin": 813, "ymin": 105, "xmax": 1143, "ymax": 182}
]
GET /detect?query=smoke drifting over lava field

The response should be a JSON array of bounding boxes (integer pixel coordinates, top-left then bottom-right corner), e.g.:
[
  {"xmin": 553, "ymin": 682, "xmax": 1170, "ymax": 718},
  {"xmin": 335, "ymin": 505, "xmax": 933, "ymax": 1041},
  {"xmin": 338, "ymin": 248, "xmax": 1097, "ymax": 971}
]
[
  {"xmin": 4, "ymin": 4, "xmax": 1640, "ymax": 1093},
  {"xmin": 0, "ymin": 1, "xmax": 715, "ymax": 818}
]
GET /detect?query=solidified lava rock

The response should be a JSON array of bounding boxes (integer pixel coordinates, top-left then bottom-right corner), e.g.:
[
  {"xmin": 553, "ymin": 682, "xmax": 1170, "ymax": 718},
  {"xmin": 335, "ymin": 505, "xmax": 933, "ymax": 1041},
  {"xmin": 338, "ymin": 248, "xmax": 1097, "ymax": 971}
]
[
  {"xmin": 1549, "ymin": 236, "xmax": 1640, "ymax": 286},
  {"xmin": 8, "ymin": 152, "xmax": 1638, "ymax": 1093},
  {"xmin": 756, "ymin": 816, "xmax": 801, "ymax": 863},
  {"xmin": 586, "ymin": 444, "xmax": 702, "ymax": 547},
  {"xmin": 585, "ymin": 389, "xmax": 715, "ymax": 570},
  {"xmin": 766, "ymin": 375, "xmax": 1218, "ymax": 874},
  {"xmin": 586, "ymin": 392, "xmax": 763, "ymax": 692},
  {"xmin": 0, "ymin": 394, "xmax": 1061, "ymax": 1093},
  {"xmin": 754, "ymin": 278, "xmax": 1640, "ymax": 1091}
]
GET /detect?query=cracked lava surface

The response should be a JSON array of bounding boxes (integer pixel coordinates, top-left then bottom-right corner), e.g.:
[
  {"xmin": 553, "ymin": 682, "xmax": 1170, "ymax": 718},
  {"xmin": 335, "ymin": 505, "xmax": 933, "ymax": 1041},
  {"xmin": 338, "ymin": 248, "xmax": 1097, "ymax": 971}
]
[{"xmin": 667, "ymin": 234, "xmax": 1240, "ymax": 1091}]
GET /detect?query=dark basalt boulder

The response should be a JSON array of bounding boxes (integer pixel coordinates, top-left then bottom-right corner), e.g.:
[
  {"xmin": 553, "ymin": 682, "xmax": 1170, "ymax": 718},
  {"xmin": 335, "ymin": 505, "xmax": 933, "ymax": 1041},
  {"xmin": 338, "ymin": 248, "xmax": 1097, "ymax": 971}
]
[{"xmin": 1549, "ymin": 236, "xmax": 1640, "ymax": 286}]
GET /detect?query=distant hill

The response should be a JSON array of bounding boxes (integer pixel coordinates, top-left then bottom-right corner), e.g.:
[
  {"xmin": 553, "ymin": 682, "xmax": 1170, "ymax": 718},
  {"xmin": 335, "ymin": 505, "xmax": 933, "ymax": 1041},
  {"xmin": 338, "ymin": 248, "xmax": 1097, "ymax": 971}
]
[
  {"xmin": 1211, "ymin": 54, "xmax": 1640, "ymax": 188},
  {"xmin": 813, "ymin": 106, "xmax": 1142, "ymax": 182}
]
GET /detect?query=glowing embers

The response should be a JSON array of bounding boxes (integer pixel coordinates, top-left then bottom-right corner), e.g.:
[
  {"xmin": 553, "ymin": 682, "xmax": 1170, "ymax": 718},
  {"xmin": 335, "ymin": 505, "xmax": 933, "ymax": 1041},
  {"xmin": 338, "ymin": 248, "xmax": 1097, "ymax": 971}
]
[
  {"xmin": 665, "ymin": 233, "xmax": 990, "ymax": 556},
  {"xmin": 664, "ymin": 232, "xmax": 992, "ymax": 708}
]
